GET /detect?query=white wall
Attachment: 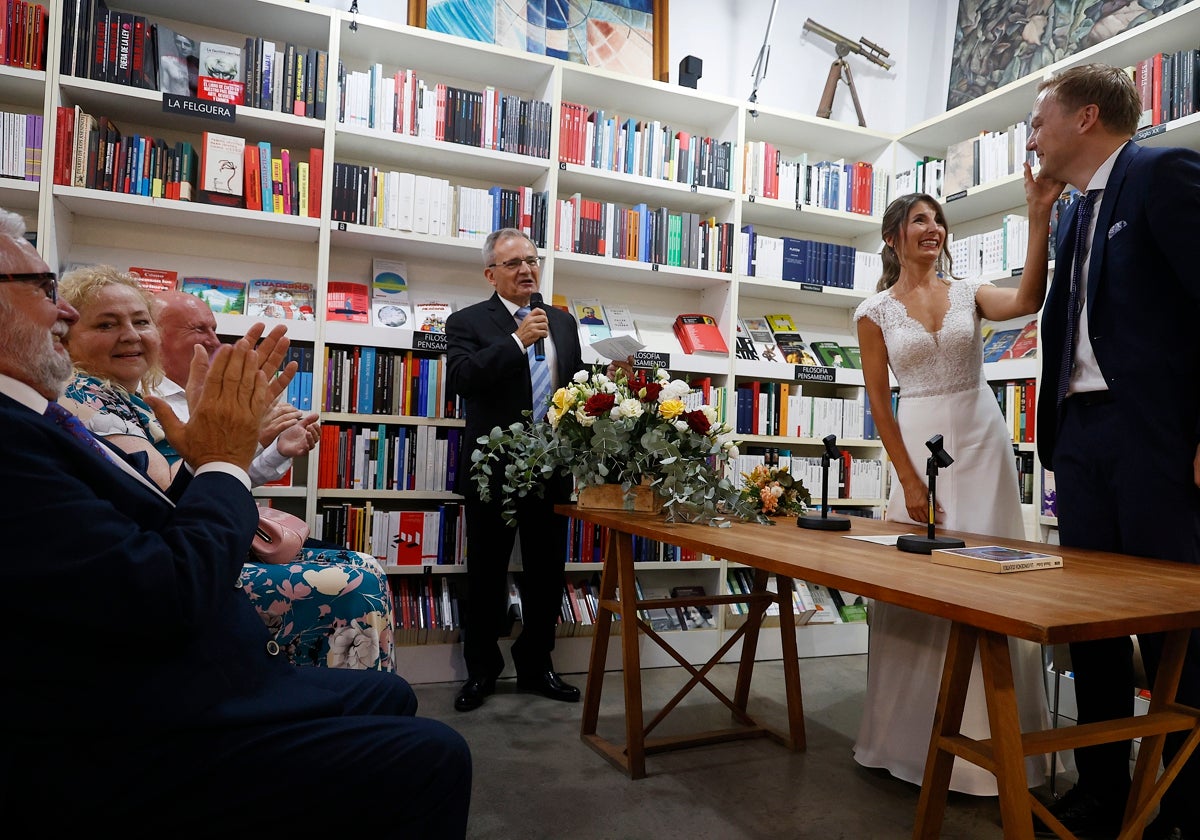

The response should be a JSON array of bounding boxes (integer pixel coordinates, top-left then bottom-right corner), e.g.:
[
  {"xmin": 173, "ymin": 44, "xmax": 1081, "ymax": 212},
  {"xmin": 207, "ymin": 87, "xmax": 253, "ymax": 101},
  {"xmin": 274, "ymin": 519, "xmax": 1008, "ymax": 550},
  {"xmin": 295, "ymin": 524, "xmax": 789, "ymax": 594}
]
[{"xmin": 312, "ymin": 0, "xmax": 959, "ymax": 132}]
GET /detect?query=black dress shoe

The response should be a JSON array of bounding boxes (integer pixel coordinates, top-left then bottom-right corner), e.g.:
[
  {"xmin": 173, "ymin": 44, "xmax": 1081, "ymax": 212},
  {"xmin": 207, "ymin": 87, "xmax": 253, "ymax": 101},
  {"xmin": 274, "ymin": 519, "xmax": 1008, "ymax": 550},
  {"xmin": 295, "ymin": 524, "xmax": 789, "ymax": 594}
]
[
  {"xmin": 516, "ymin": 671, "xmax": 580, "ymax": 703},
  {"xmin": 454, "ymin": 676, "xmax": 496, "ymax": 712},
  {"xmin": 1033, "ymin": 786, "xmax": 1125, "ymax": 839}
]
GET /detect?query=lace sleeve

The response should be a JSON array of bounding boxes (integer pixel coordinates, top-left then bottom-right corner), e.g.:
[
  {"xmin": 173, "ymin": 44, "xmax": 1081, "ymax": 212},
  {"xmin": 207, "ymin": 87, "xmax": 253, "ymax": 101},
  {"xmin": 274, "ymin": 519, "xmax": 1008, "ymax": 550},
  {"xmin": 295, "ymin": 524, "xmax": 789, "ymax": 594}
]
[{"xmin": 854, "ymin": 291, "xmax": 887, "ymax": 325}]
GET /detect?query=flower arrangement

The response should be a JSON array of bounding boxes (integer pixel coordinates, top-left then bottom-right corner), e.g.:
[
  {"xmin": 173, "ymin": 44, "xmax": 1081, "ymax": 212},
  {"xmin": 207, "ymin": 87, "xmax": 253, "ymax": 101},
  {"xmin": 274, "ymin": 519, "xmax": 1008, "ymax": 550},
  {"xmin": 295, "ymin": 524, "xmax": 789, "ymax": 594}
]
[
  {"xmin": 471, "ymin": 367, "xmax": 761, "ymax": 526},
  {"xmin": 739, "ymin": 464, "xmax": 810, "ymax": 518}
]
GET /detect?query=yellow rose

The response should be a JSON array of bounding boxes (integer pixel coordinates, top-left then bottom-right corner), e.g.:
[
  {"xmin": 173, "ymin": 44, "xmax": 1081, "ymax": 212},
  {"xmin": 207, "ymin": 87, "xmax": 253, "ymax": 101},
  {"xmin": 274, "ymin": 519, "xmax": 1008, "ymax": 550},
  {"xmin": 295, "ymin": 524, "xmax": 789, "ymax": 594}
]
[
  {"xmin": 659, "ymin": 399, "xmax": 686, "ymax": 420},
  {"xmin": 552, "ymin": 387, "xmax": 574, "ymax": 413}
]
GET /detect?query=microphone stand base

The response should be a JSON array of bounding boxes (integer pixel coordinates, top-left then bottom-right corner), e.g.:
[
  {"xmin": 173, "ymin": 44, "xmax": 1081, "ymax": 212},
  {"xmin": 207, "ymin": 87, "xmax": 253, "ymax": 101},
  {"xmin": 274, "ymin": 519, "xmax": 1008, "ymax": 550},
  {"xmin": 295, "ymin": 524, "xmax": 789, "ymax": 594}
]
[
  {"xmin": 896, "ymin": 534, "xmax": 966, "ymax": 554},
  {"xmin": 797, "ymin": 513, "xmax": 851, "ymax": 531}
]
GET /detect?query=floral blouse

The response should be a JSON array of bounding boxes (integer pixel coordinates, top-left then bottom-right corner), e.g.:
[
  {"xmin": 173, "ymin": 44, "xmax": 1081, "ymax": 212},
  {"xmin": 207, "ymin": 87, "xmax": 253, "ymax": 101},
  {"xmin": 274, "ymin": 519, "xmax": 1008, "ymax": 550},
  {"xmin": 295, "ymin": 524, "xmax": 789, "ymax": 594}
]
[{"xmin": 61, "ymin": 373, "xmax": 180, "ymax": 463}]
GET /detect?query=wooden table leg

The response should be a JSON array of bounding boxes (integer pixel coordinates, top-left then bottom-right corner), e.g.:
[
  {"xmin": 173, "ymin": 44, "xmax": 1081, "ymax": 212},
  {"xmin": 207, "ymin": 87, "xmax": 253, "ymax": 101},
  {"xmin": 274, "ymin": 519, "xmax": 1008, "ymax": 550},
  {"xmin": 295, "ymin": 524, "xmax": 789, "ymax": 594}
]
[
  {"xmin": 1127, "ymin": 628, "xmax": 1189, "ymax": 835},
  {"xmin": 914, "ymin": 621, "xmax": 978, "ymax": 839},
  {"xmin": 579, "ymin": 527, "xmax": 647, "ymax": 778},
  {"xmin": 979, "ymin": 630, "xmax": 1034, "ymax": 840},
  {"xmin": 774, "ymin": 574, "xmax": 805, "ymax": 751},
  {"xmin": 733, "ymin": 568, "xmax": 768, "ymax": 715}
]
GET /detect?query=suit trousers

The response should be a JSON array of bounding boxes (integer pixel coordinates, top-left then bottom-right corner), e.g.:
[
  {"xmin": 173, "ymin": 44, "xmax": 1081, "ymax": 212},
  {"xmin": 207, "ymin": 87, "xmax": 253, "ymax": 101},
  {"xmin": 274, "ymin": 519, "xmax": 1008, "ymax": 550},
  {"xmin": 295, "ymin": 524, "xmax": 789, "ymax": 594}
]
[
  {"xmin": 1054, "ymin": 396, "xmax": 1200, "ymax": 826},
  {"xmin": 7, "ymin": 667, "xmax": 472, "ymax": 835},
  {"xmin": 462, "ymin": 486, "xmax": 570, "ymax": 678}
]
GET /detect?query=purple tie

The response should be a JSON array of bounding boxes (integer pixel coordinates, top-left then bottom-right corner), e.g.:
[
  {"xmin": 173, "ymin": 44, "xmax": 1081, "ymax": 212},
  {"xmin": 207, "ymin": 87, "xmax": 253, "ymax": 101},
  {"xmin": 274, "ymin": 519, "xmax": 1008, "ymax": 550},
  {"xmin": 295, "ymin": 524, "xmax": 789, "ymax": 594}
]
[
  {"xmin": 44, "ymin": 402, "xmax": 115, "ymax": 462},
  {"xmin": 1056, "ymin": 190, "xmax": 1097, "ymax": 408}
]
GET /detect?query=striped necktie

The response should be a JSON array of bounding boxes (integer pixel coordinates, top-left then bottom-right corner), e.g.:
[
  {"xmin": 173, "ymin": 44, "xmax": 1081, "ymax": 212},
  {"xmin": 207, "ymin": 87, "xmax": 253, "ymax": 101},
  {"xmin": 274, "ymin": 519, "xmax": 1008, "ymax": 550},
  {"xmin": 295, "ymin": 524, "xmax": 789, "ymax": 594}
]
[
  {"xmin": 516, "ymin": 305, "xmax": 552, "ymax": 420},
  {"xmin": 1056, "ymin": 189, "xmax": 1098, "ymax": 408}
]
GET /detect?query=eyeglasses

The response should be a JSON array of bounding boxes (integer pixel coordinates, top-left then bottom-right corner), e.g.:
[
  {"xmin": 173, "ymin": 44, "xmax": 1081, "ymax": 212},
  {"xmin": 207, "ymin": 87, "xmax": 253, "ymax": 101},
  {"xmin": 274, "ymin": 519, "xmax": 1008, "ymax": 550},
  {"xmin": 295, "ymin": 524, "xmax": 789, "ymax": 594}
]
[
  {"xmin": 0, "ymin": 271, "xmax": 57, "ymax": 302},
  {"xmin": 487, "ymin": 256, "xmax": 542, "ymax": 271}
]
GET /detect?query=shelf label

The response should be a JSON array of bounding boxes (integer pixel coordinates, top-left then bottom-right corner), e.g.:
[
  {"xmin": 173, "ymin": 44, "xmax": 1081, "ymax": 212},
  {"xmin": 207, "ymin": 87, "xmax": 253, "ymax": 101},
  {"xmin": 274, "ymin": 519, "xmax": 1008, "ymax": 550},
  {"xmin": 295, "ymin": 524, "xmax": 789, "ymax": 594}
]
[
  {"xmin": 794, "ymin": 364, "xmax": 836, "ymax": 383},
  {"xmin": 747, "ymin": 194, "xmax": 755, "ymax": 202},
  {"xmin": 413, "ymin": 333, "xmax": 448, "ymax": 353},
  {"xmin": 1134, "ymin": 124, "xmax": 1166, "ymax": 140},
  {"xmin": 1010, "ymin": 267, "xmax": 1024, "ymax": 277},
  {"xmin": 558, "ymin": 161, "xmax": 567, "ymax": 170},
  {"xmin": 799, "ymin": 282, "xmax": 824, "ymax": 293},
  {"xmin": 795, "ymin": 201, "xmax": 803, "ymax": 211},
  {"xmin": 162, "ymin": 94, "xmax": 236, "ymax": 123},
  {"xmin": 633, "ymin": 350, "xmax": 670, "ymax": 369},
  {"xmin": 944, "ymin": 189, "xmax": 968, "ymax": 202}
]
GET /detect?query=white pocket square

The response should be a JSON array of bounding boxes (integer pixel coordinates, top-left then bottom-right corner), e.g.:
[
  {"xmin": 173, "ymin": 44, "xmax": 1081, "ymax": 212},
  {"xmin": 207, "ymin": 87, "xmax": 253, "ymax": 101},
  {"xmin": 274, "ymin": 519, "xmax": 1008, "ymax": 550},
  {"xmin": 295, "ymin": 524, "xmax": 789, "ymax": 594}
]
[{"xmin": 1108, "ymin": 220, "xmax": 1127, "ymax": 238}]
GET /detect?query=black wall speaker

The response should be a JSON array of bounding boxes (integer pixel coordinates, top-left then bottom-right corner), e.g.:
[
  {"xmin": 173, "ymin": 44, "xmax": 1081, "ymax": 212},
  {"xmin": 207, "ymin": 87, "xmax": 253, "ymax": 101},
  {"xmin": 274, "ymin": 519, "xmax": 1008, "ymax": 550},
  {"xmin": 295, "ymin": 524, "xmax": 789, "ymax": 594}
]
[{"xmin": 679, "ymin": 55, "xmax": 702, "ymax": 88}]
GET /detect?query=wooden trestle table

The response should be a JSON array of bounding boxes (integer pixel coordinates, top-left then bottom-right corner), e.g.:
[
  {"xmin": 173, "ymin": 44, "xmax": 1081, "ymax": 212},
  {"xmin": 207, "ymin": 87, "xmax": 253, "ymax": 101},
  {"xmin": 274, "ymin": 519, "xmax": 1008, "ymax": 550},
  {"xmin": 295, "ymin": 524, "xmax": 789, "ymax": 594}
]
[{"xmin": 558, "ymin": 505, "xmax": 1200, "ymax": 840}]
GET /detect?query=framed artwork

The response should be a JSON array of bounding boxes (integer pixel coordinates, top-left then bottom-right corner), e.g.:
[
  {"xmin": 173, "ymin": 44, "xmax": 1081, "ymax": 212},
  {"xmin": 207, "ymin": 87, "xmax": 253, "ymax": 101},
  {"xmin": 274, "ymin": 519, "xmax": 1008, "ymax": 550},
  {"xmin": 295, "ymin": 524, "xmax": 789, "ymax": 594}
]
[
  {"xmin": 947, "ymin": 0, "xmax": 1189, "ymax": 109},
  {"xmin": 409, "ymin": 0, "xmax": 670, "ymax": 82}
]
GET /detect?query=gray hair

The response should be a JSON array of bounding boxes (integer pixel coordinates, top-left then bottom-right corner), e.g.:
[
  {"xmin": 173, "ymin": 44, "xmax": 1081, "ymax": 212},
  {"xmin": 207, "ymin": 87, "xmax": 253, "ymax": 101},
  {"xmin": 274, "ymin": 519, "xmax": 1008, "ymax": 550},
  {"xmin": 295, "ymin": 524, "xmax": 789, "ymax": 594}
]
[
  {"xmin": 482, "ymin": 228, "xmax": 534, "ymax": 266},
  {"xmin": 0, "ymin": 208, "xmax": 31, "ymax": 272}
]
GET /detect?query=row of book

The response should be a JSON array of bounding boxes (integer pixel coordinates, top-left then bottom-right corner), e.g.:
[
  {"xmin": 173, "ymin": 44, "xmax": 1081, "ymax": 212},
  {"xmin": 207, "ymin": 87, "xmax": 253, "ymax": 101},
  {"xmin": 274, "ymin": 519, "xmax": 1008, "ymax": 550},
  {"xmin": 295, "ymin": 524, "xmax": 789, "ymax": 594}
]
[
  {"xmin": 324, "ymin": 502, "xmax": 465, "ymax": 568},
  {"xmin": 389, "ymin": 574, "xmax": 462, "ymax": 644},
  {"xmin": 992, "ymin": 378, "xmax": 1037, "ymax": 445},
  {"xmin": 724, "ymin": 569, "xmax": 863, "ymax": 625},
  {"xmin": 736, "ymin": 313, "xmax": 862, "ymax": 368},
  {"xmin": 943, "ymin": 118, "xmax": 1034, "ymax": 196},
  {"xmin": 743, "ymin": 143, "xmax": 884, "ymax": 217},
  {"xmin": 316, "ymin": 422, "xmax": 462, "ymax": 493},
  {"xmin": 1133, "ymin": 48, "xmax": 1199, "ymax": 131},
  {"xmin": 0, "ymin": 110, "xmax": 41, "ymax": 182},
  {"xmin": 52, "ymin": 108, "xmax": 195, "ymax": 198},
  {"xmin": 59, "ymin": 1, "xmax": 327, "ymax": 118},
  {"xmin": 282, "ymin": 345, "xmax": 315, "ymax": 413},
  {"xmin": 736, "ymin": 448, "xmax": 886, "ymax": 502},
  {"xmin": 329, "ymin": 162, "xmax": 548, "ymax": 245},
  {"xmin": 337, "ymin": 62, "xmax": 552, "ymax": 159},
  {"xmin": 734, "ymin": 383, "xmax": 877, "ymax": 441},
  {"xmin": 893, "ymin": 155, "xmax": 945, "ymax": 202},
  {"xmin": 322, "ymin": 346, "xmax": 460, "ymax": 419},
  {"xmin": 0, "ymin": 1, "xmax": 47, "ymax": 70},
  {"xmin": 554, "ymin": 197, "xmax": 737, "ymax": 273},
  {"xmin": 557, "ymin": 101, "xmax": 733, "ymax": 190},
  {"xmin": 740, "ymin": 226, "xmax": 860, "ymax": 288},
  {"xmin": 948, "ymin": 212, "xmax": 1032, "ymax": 278}
]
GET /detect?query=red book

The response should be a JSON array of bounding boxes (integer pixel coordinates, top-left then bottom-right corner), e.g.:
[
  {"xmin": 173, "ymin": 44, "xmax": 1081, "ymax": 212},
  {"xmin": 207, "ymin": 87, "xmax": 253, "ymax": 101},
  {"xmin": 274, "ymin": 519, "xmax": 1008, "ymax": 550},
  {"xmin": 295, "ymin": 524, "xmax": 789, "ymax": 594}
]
[
  {"xmin": 54, "ymin": 106, "xmax": 74, "ymax": 185},
  {"xmin": 1023, "ymin": 378, "xmax": 1036, "ymax": 443},
  {"xmin": 244, "ymin": 144, "xmax": 261, "ymax": 211},
  {"xmin": 308, "ymin": 146, "xmax": 322, "ymax": 218},
  {"xmin": 673, "ymin": 313, "xmax": 729, "ymax": 354}
]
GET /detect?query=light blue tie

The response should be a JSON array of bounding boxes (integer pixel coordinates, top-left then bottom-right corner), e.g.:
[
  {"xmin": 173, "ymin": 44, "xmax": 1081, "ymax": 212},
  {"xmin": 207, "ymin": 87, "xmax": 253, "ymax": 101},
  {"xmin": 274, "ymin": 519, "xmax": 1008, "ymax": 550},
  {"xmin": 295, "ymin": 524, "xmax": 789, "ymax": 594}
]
[{"xmin": 516, "ymin": 305, "xmax": 552, "ymax": 420}]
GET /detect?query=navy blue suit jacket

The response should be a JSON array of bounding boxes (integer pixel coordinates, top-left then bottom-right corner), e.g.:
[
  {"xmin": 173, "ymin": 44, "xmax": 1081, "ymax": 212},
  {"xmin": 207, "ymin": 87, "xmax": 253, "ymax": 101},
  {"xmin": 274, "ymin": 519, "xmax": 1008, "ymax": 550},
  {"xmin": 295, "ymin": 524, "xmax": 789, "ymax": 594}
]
[
  {"xmin": 447, "ymin": 292, "xmax": 584, "ymax": 497},
  {"xmin": 1037, "ymin": 142, "xmax": 1200, "ymax": 478},
  {"xmin": 0, "ymin": 393, "xmax": 345, "ymax": 738}
]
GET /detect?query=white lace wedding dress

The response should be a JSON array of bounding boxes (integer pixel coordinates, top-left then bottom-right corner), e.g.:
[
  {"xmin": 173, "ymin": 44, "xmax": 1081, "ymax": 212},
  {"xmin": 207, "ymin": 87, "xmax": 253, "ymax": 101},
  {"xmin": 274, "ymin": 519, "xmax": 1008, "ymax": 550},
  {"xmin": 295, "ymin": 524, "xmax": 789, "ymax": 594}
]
[{"xmin": 851, "ymin": 278, "xmax": 1050, "ymax": 795}]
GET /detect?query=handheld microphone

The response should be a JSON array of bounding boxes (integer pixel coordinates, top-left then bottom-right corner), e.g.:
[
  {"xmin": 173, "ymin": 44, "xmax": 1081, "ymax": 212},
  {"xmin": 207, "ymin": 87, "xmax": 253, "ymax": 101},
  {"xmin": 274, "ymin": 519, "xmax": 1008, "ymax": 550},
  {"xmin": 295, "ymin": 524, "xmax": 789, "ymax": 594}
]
[{"xmin": 529, "ymin": 292, "xmax": 546, "ymax": 361}]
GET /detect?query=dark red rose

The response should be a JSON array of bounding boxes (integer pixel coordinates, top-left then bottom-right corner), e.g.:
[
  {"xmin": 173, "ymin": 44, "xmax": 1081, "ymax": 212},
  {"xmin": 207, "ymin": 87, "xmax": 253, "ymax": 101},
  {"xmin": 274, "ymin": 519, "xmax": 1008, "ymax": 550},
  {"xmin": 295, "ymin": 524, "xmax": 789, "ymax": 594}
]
[
  {"xmin": 584, "ymin": 392, "xmax": 616, "ymax": 416},
  {"xmin": 640, "ymin": 381, "xmax": 663, "ymax": 402},
  {"xmin": 683, "ymin": 409, "xmax": 711, "ymax": 434}
]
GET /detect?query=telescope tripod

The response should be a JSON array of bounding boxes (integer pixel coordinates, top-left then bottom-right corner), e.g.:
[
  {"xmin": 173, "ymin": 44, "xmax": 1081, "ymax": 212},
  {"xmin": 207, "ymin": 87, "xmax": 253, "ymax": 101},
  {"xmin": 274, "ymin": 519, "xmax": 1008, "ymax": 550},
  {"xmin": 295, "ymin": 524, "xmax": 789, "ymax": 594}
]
[{"xmin": 817, "ymin": 51, "xmax": 867, "ymax": 127}]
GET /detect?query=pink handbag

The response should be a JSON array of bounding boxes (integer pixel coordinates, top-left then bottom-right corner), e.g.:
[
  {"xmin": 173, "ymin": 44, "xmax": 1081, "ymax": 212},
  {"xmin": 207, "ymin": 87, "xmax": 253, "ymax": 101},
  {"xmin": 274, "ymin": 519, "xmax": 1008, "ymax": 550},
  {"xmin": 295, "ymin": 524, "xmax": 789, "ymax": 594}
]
[{"xmin": 251, "ymin": 508, "xmax": 309, "ymax": 564}]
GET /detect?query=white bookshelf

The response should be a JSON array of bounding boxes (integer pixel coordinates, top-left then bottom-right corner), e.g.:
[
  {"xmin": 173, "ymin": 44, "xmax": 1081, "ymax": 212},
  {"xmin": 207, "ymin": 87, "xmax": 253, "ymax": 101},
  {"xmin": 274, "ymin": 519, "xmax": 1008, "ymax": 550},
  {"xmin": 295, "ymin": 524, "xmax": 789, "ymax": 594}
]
[{"xmin": 23, "ymin": 0, "xmax": 1200, "ymax": 681}]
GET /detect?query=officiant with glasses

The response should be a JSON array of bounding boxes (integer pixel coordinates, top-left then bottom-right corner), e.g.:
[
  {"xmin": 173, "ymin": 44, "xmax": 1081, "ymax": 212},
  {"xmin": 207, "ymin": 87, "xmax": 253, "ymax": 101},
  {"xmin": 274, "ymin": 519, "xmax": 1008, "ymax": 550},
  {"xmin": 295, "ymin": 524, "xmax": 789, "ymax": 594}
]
[{"xmin": 446, "ymin": 227, "xmax": 586, "ymax": 713}]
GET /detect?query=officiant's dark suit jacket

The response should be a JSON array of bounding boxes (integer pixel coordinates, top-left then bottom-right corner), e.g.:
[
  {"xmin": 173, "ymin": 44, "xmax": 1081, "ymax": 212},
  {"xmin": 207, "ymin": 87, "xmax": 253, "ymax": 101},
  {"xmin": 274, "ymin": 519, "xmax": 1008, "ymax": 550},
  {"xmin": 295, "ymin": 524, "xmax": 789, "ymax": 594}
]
[
  {"xmin": 447, "ymin": 292, "xmax": 584, "ymax": 677},
  {"xmin": 1034, "ymin": 140, "xmax": 1200, "ymax": 814}
]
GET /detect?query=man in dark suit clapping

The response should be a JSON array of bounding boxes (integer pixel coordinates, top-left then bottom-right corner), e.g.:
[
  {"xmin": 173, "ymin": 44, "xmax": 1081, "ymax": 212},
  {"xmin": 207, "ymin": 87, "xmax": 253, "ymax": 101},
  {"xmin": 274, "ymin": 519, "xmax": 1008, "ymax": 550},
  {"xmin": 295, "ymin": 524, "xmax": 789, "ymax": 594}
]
[
  {"xmin": 1028, "ymin": 64, "xmax": 1200, "ymax": 840},
  {"xmin": 447, "ymin": 228, "xmax": 585, "ymax": 712},
  {"xmin": 0, "ymin": 208, "xmax": 471, "ymax": 834}
]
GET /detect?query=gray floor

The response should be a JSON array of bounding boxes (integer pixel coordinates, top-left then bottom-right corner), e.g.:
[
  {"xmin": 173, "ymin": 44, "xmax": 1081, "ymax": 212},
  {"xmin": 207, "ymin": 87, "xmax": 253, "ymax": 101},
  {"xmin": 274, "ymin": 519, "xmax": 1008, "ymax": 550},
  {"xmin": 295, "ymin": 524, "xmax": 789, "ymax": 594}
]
[{"xmin": 413, "ymin": 654, "xmax": 1070, "ymax": 839}]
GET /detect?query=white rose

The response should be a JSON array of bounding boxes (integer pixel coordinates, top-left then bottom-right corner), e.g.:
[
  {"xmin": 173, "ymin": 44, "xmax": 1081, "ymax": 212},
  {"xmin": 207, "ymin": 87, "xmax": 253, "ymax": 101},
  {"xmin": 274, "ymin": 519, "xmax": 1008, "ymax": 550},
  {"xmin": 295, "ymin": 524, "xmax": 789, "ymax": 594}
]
[
  {"xmin": 616, "ymin": 398, "xmax": 643, "ymax": 419},
  {"xmin": 573, "ymin": 370, "xmax": 588, "ymax": 383}
]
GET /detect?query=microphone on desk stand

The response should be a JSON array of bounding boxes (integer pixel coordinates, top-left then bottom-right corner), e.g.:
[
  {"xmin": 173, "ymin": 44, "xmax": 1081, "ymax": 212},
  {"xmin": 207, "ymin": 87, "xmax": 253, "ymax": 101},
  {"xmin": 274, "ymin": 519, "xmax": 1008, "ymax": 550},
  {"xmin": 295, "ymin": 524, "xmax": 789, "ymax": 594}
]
[
  {"xmin": 896, "ymin": 434, "xmax": 967, "ymax": 554},
  {"xmin": 797, "ymin": 434, "xmax": 851, "ymax": 531},
  {"xmin": 529, "ymin": 292, "xmax": 546, "ymax": 361}
]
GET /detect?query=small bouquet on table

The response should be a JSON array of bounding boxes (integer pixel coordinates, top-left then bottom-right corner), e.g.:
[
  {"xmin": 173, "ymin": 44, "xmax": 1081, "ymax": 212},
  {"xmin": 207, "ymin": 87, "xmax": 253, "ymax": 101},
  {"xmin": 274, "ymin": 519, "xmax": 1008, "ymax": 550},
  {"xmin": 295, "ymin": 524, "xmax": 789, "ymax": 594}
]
[
  {"xmin": 738, "ymin": 464, "xmax": 810, "ymax": 518},
  {"xmin": 471, "ymin": 367, "xmax": 773, "ymax": 526}
]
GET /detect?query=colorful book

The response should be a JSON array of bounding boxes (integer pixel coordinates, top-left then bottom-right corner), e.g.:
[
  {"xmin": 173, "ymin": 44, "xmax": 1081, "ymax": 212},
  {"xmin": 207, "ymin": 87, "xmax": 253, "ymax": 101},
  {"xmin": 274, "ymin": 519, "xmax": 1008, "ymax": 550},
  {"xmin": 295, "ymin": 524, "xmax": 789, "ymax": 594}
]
[
  {"xmin": 180, "ymin": 277, "xmax": 246, "ymax": 314},
  {"xmin": 245, "ymin": 279, "xmax": 315, "ymax": 320},
  {"xmin": 412, "ymin": 298, "xmax": 454, "ymax": 333},
  {"xmin": 773, "ymin": 333, "xmax": 821, "ymax": 367},
  {"xmin": 982, "ymin": 328, "xmax": 1021, "ymax": 363},
  {"xmin": 1001, "ymin": 319, "xmax": 1039, "ymax": 360},
  {"xmin": 371, "ymin": 259, "xmax": 412, "ymax": 328},
  {"xmin": 572, "ymin": 297, "xmax": 611, "ymax": 343},
  {"xmin": 673, "ymin": 314, "xmax": 728, "ymax": 355},
  {"xmin": 764, "ymin": 312, "xmax": 798, "ymax": 333},
  {"xmin": 127, "ymin": 266, "xmax": 177, "ymax": 293},
  {"xmin": 325, "ymin": 280, "xmax": 370, "ymax": 323},
  {"xmin": 197, "ymin": 41, "xmax": 245, "ymax": 104},
  {"xmin": 740, "ymin": 317, "xmax": 783, "ymax": 363},
  {"xmin": 931, "ymin": 545, "xmax": 1063, "ymax": 574},
  {"xmin": 809, "ymin": 340, "xmax": 851, "ymax": 368},
  {"xmin": 198, "ymin": 130, "xmax": 244, "ymax": 207}
]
